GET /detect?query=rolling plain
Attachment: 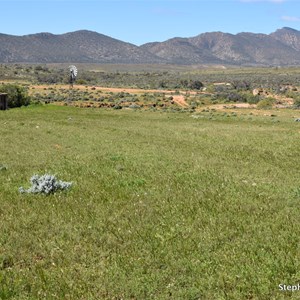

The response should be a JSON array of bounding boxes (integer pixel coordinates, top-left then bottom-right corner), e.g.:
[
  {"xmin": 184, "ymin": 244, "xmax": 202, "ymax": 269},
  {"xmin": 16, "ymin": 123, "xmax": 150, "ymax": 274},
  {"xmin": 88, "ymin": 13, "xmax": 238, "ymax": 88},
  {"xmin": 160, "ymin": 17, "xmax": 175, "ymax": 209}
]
[{"xmin": 1, "ymin": 64, "xmax": 300, "ymax": 299}]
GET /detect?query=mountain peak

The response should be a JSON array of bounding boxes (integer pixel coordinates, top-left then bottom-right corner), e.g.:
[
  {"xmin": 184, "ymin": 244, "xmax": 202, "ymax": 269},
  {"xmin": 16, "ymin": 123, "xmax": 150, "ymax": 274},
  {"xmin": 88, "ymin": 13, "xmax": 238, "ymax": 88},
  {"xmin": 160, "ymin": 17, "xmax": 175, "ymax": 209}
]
[
  {"xmin": 270, "ymin": 27, "xmax": 300, "ymax": 52},
  {"xmin": 281, "ymin": 27, "xmax": 299, "ymax": 32},
  {"xmin": 64, "ymin": 30, "xmax": 102, "ymax": 35},
  {"xmin": 272, "ymin": 27, "xmax": 300, "ymax": 35},
  {"xmin": 28, "ymin": 32, "xmax": 54, "ymax": 38}
]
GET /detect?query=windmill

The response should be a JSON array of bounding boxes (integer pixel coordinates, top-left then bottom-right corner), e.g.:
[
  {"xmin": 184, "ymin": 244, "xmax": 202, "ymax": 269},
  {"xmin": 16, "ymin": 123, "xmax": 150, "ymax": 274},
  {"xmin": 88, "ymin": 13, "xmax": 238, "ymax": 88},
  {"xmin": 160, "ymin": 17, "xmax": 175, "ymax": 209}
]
[{"xmin": 69, "ymin": 65, "xmax": 77, "ymax": 88}]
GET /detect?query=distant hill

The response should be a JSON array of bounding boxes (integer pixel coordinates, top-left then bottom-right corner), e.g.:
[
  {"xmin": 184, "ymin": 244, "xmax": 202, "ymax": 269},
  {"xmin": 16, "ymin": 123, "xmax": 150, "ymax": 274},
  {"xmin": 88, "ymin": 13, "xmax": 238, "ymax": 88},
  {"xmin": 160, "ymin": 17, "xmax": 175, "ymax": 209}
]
[
  {"xmin": 141, "ymin": 27, "xmax": 300, "ymax": 66},
  {"xmin": 0, "ymin": 30, "xmax": 162, "ymax": 64},
  {"xmin": 1, "ymin": 28, "xmax": 300, "ymax": 65}
]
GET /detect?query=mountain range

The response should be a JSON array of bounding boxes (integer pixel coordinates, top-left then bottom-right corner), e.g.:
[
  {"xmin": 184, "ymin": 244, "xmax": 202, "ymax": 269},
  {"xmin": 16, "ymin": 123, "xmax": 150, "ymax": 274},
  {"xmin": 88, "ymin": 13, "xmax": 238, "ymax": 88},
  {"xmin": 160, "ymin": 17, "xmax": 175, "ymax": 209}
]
[{"xmin": 0, "ymin": 27, "xmax": 300, "ymax": 66}]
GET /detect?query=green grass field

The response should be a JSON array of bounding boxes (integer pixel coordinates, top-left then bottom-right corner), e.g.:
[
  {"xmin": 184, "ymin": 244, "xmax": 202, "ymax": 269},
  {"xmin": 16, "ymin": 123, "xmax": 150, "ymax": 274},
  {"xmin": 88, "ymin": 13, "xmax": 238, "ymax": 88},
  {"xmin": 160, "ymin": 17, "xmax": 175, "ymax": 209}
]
[{"xmin": 1, "ymin": 105, "xmax": 300, "ymax": 299}]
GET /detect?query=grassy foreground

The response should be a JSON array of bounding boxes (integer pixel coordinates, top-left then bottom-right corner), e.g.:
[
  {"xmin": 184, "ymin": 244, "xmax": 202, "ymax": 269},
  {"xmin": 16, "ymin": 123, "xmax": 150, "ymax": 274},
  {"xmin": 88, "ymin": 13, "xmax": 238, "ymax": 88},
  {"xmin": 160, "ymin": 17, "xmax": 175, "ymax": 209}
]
[{"xmin": 1, "ymin": 105, "xmax": 300, "ymax": 299}]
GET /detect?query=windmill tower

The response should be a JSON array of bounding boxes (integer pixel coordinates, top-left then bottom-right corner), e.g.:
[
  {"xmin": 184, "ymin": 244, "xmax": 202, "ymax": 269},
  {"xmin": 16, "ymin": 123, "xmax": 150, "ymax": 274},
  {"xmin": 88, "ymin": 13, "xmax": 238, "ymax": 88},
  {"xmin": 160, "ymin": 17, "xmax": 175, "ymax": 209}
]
[{"xmin": 69, "ymin": 65, "xmax": 77, "ymax": 89}]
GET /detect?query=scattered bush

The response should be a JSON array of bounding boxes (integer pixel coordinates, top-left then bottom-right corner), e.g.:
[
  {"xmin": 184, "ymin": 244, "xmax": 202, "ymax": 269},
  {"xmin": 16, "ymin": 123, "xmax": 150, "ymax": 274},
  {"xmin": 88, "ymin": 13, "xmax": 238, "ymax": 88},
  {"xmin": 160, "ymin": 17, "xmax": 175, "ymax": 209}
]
[
  {"xmin": 257, "ymin": 97, "xmax": 276, "ymax": 109},
  {"xmin": 76, "ymin": 79, "xmax": 87, "ymax": 85},
  {"xmin": 189, "ymin": 80, "xmax": 203, "ymax": 90},
  {"xmin": 293, "ymin": 95, "xmax": 300, "ymax": 108},
  {"xmin": 129, "ymin": 103, "xmax": 141, "ymax": 109},
  {"xmin": 246, "ymin": 94, "xmax": 260, "ymax": 104},
  {"xmin": 19, "ymin": 174, "xmax": 72, "ymax": 195},
  {"xmin": 37, "ymin": 73, "xmax": 63, "ymax": 84},
  {"xmin": 0, "ymin": 164, "xmax": 7, "ymax": 171},
  {"xmin": 231, "ymin": 80, "xmax": 251, "ymax": 91},
  {"xmin": 227, "ymin": 92, "xmax": 246, "ymax": 102}
]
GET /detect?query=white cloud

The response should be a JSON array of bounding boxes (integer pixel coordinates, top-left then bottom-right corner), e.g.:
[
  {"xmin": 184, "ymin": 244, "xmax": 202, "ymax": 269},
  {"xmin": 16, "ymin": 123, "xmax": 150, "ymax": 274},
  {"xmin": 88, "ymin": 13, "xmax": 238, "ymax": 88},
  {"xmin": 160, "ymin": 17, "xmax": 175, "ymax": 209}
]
[{"xmin": 281, "ymin": 15, "xmax": 300, "ymax": 22}]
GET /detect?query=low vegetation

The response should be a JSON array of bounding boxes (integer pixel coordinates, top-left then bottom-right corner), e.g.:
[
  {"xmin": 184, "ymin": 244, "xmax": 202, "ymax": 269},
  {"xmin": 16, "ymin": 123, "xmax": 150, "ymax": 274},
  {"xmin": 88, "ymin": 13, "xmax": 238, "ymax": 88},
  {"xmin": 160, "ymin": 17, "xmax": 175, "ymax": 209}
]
[
  {"xmin": 19, "ymin": 174, "xmax": 72, "ymax": 195},
  {"xmin": 1, "ymin": 103, "xmax": 300, "ymax": 299},
  {"xmin": 1, "ymin": 65, "xmax": 300, "ymax": 299},
  {"xmin": 1, "ymin": 64, "xmax": 300, "ymax": 111}
]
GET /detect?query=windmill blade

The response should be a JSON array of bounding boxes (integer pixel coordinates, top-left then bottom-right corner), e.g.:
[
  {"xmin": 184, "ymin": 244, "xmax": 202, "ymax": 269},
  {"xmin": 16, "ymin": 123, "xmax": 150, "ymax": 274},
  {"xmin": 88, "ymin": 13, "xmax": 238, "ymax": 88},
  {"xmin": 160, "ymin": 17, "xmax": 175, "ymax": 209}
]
[{"xmin": 69, "ymin": 65, "xmax": 78, "ymax": 77}]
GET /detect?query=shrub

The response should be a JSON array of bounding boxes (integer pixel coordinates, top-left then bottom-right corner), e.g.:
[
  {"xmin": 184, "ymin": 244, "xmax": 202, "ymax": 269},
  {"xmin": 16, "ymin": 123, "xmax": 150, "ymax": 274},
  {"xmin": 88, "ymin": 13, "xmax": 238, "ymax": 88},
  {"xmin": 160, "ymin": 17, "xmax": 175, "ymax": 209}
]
[
  {"xmin": 19, "ymin": 174, "xmax": 72, "ymax": 195},
  {"xmin": 37, "ymin": 73, "xmax": 63, "ymax": 84},
  {"xmin": 76, "ymin": 79, "xmax": 87, "ymax": 85},
  {"xmin": 129, "ymin": 103, "xmax": 141, "ymax": 109},
  {"xmin": 0, "ymin": 84, "xmax": 30, "ymax": 108},
  {"xmin": 257, "ymin": 97, "xmax": 276, "ymax": 109},
  {"xmin": 293, "ymin": 95, "xmax": 300, "ymax": 108},
  {"xmin": 246, "ymin": 94, "xmax": 260, "ymax": 104},
  {"xmin": 227, "ymin": 92, "xmax": 246, "ymax": 102},
  {"xmin": 231, "ymin": 80, "xmax": 251, "ymax": 91},
  {"xmin": 0, "ymin": 164, "xmax": 7, "ymax": 171},
  {"xmin": 189, "ymin": 80, "xmax": 203, "ymax": 90}
]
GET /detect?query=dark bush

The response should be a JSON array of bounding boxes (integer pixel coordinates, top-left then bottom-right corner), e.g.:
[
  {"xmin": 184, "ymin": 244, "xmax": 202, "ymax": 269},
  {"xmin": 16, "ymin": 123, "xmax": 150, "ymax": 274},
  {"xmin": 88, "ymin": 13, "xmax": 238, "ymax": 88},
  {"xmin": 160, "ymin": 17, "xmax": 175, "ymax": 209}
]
[
  {"xmin": 189, "ymin": 80, "xmax": 203, "ymax": 90},
  {"xmin": 0, "ymin": 84, "xmax": 30, "ymax": 108},
  {"xmin": 227, "ymin": 92, "xmax": 246, "ymax": 102},
  {"xmin": 231, "ymin": 80, "xmax": 251, "ymax": 91}
]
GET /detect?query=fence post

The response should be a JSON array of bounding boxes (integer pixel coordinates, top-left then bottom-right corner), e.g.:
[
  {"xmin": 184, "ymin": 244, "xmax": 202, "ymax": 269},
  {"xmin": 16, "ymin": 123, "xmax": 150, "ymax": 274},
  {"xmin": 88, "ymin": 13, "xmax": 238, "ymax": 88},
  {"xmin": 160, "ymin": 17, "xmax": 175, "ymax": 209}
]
[{"xmin": 0, "ymin": 93, "xmax": 8, "ymax": 110}]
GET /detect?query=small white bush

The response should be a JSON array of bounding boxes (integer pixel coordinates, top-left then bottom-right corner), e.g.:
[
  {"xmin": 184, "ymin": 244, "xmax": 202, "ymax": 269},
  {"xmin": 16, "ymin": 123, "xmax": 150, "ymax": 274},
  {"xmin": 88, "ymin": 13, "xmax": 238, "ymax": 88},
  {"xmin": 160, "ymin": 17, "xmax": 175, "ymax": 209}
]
[{"xmin": 19, "ymin": 174, "xmax": 72, "ymax": 195}]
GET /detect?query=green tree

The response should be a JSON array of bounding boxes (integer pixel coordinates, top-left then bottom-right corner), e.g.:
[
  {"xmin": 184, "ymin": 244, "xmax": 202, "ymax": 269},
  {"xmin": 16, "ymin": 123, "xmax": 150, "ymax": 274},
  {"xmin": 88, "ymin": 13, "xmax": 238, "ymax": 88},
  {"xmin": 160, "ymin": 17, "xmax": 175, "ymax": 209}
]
[{"xmin": 0, "ymin": 84, "xmax": 30, "ymax": 108}]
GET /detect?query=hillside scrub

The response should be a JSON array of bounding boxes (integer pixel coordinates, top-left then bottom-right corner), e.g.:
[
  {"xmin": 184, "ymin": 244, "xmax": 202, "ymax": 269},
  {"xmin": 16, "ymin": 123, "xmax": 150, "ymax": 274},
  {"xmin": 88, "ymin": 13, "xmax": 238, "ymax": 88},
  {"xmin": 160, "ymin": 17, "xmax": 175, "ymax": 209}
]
[{"xmin": 2, "ymin": 64, "xmax": 300, "ymax": 92}]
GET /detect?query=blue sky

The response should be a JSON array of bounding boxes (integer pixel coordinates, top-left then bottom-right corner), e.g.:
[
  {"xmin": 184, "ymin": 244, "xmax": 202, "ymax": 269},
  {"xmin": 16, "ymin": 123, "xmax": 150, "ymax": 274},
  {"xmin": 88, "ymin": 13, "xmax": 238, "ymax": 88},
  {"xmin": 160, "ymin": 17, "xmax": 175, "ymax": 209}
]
[{"xmin": 1, "ymin": 0, "xmax": 300, "ymax": 45}]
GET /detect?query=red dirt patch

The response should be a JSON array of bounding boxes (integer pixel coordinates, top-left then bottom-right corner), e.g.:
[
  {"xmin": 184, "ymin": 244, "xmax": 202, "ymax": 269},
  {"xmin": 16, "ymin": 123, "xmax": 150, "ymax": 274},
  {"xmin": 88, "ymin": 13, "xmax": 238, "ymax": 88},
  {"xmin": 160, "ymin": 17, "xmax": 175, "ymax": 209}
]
[{"xmin": 172, "ymin": 95, "xmax": 189, "ymax": 107}]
